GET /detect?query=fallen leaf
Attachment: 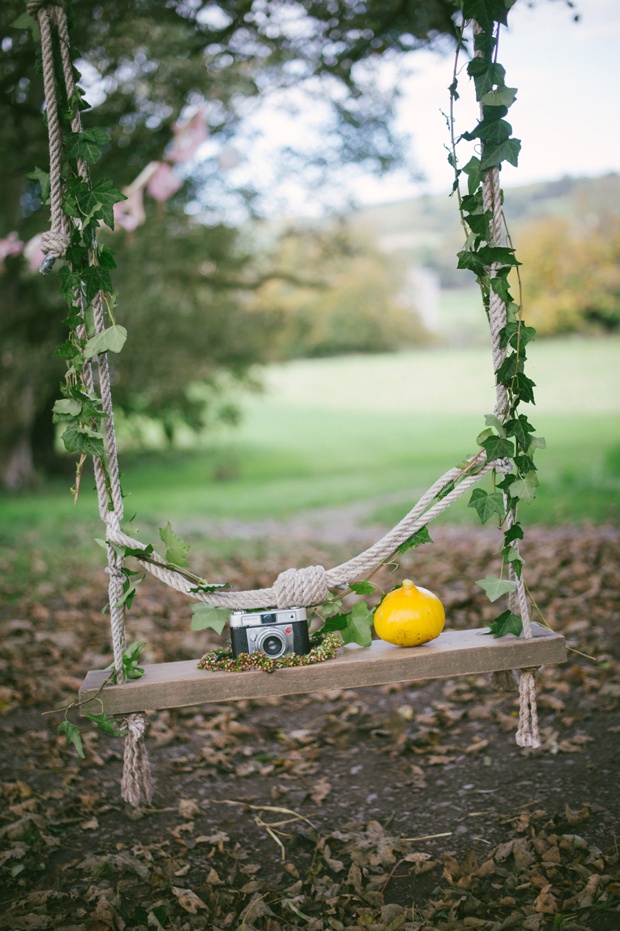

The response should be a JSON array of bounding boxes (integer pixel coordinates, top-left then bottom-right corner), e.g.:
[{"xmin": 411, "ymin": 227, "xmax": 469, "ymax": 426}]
[{"xmin": 170, "ymin": 887, "xmax": 208, "ymax": 914}]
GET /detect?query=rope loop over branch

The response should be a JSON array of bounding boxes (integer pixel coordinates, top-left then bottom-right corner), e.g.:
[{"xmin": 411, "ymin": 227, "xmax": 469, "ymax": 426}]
[{"xmin": 28, "ymin": 0, "xmax": 74, "ymax": 272}]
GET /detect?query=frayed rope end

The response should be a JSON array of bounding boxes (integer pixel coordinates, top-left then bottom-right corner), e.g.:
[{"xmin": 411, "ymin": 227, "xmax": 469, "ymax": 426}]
[{"xmin": 121, "ymin": 712, "xmax": 152, "ymax": 807}]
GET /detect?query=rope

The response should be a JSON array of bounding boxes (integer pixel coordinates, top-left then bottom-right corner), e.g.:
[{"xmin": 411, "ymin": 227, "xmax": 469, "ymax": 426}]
[
  {"xmin": 27, "ymin": 0, "xmax": 70, "ymax": 272},
  {"xmin": 474, "ymin": 19, "xmax": 540, "ymax": 748},
  {"xmin": 120, "ymin": 713, "xmax": 153, "ymax": 806},
  {"xmin": 31, "ymin": 0, "xmax": 152, "ymax": 802},
  {"xmin": 103, "ymin": 454, "xmax": 509, "ymax": 610}
]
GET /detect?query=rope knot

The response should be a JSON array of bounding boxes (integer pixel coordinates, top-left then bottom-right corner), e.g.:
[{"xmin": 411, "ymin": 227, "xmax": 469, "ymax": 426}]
[
  {"xmin": 39, "ymin": 230, "xmax": 70, "ymax": 274},
  {"xmin": 493, "ymin": 457, "xmax": 513, "ymax": 475},
  {"xmin": 123, "ymin": 712, "xmax": 147, "ymax": 741},
  {"xmin": 27, "ymin": 0, "xmax": 66, "ymax": 15},
  {"xmin": 273, "ymin": 565, "xmax": 330, "ymax": 609}
]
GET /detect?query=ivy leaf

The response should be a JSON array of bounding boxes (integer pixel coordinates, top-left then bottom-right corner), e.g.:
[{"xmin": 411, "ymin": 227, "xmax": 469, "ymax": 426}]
[
  {"xmin": 57, "ymin": 720, "xmax": 85, "ymax": 758},
  {"xmin": 491, "ymin": 275, "xmax": 512, "ymax": 303},
  {"xmin": 488, "ymin": 609, "xmax": 523, "ymax": 639},
  {"xmin": 468, "ymin": 488, "xmax": 505, "ymax": 523},
  {"xmin": 81, "ymin": 265, "xmax": 113, "ymax": 301},
  {"xmin": 83, "ymin": 325, "xmax": 127, "ymax": 360},
  {"xmin": 108, "ymin": 641, "xmax": 146, "ymax": 682},
  {"xmin": 437, "ymin": 479, "xmax": 456, "ymax": 500},
  {"xmin": 53, "ymin": 338, "xmax": 84, "ymax": 361},
  {"xmin": 61, "ymin": 424, "xmax": 104, "ymax": 459},
  {"xmin": 52, "ymin": 398, "xmax": 82, "ymax": 421},
  {"xmin": 341, "ymin": 602, "xmax": 374, "ymax": 648},
  {"xmin": 527, "ymin": 435, "xmax": 547, "ymax": 455},
  {"xmin": 465, "ymin": 211, "xmax": 490, "ymax": 239},
  {"xmin": 496, "ymin": 353, "xmax": 521, "ymax": 387},
  {"xmin": 510, "ymin": 324, "xmax": 536, "ymax": 349},
  {"xmin": 481, "ymin": 434, "xmax": 514, "ymax": 460},
  {"xmin": 477, "ymin": 246, "xmax": 520, "ymax": 267},
  {"xmin": 122, "ymin": 543, "xmax": 155, "ymax": 559},
  {"xmin": 462, "ymin": 156, "xmax": 482, "ymax": 195},
  {"xmin": 480, "ymin": 136, "xmax": 521, "ymax": 170},
  {"xmin": 159, "ymin": 522, "xmax": 190, "ymax": 567},
  {"xmin": 397, "ymin": 526, "xmax": 433, "ymax": 554},
  {"xmin": 513, "ymin": 372, "xmax": 536, "ymax": 405},
  {"xmin": 65, "ymin": 128, "xmax": 110, "ymax": 164},
  {"xmin": 318, "ymin": 598, "xmax": 344, "ymax": 619},
  {"xmin": 349, "ymin": 581, "xmax": 375, "ymax": 595},
  {"xmin": 503, "ymin": 523, "xmax": 524, "ymax": 545},
  {"xmin": 84, "ymin": 711, "xmax": 125, "ymax": 737},
  {"xmin": 462, "ymin": 0, "xmax": 510, "ymax": 30},
  {"xmin": 465, "ymin": 117, "xmax": 512, "ymax": 146},
  {"xmin": 505, "ymin": 414, "xmax": 535, "ymax": 449},
  {"xmin": 503, "ymin": 548, "xmax": 524, "ymax": 578},
  {"xmin": 466, "ymin": 58, "xmax": 506, "ymax": 99},
  {"xmin": 510, "ymin": 471, "xmax": 539, "ymax": 504},
  {"xmin": 481, "ymin": 85, "xmax": 518, "ymax": 108},
  {"xmin": 27, "ymin": 166, "xmax": 50, "ymax": 203},
  {"xmin": 82, "ymin": 179, "xmax": 127, "ymax": 228},
  {"xmin": 476, "ymin": 576, "xmax": 516, "ymax": 602},
  {"xmin": 321, "ymin": 612, "xmax": 349, "ymax": 633},
  {"xmin": 484, "ymin": 413, "xmax": 506, "ymax": 437},
  {"xmin": 457, "ymin": 249, "xmax": 485, "ymax": 277},
  {"xmin": 11, "ymin": 12, "xmax": 39, "ymax": 40},
  {"xmin": 476, "ymin": 427, "xmax": 494, "ymax": 446},
  {"xmin": 191, "ymin": 604, "xmax": 229, "ymax": 635},
  {"xmin": 97, "ymin": 245, "xmax": 117, "ymax": 269}
]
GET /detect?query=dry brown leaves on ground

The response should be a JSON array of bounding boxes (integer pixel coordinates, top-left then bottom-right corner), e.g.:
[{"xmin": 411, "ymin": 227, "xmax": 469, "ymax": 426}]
[{"xmin": 0, "ymin": 524, "xmax": 619, "ymax": 929}]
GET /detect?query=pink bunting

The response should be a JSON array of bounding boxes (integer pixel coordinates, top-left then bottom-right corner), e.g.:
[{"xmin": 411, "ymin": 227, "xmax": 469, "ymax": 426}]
[
  {"xmin": 146, "ymin": 162, "xmax": 184, "ymax": 203},
  {"xmin": 167, "ymin": 107, "xmax": 209, "ymax": 165},
  {"xmin": 113, "ymin": 187, "xmax": 146, "ymax": 233},
  {"xmin": 0, "ymin": 231, "xmax": 24, "ymax": 270}
]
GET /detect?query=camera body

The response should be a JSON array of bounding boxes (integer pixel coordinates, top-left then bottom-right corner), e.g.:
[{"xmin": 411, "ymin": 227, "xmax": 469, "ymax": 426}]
[{"xmin": 230, "ymin": 607, "xmax": 310, "ymax": 660}]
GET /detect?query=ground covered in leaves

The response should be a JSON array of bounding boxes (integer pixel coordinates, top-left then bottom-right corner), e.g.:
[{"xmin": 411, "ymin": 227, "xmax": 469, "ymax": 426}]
[{"xmin": 1, "ymin": 522, "xmax": 619, "ymax": 930}]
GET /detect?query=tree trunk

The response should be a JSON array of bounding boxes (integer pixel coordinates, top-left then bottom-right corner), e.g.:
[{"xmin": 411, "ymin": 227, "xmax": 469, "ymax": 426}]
[
  {"xmin": 0, "ymin": 383, "xmax": 68, "ymax": 490},
  {"xmin": 0, "ymin": 429, "xmax": 36, "ymax": 491}
]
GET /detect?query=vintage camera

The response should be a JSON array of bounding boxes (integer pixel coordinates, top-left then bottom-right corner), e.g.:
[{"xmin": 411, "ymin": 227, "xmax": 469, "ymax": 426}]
[{"xmin": 230, "ymin": 607, "xmax": 310, "ymax": 659}]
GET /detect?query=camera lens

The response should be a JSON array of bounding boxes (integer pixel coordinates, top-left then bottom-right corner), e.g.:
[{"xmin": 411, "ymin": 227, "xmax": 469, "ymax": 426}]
[
  {"xmin": 263, "ymin": 636, "xmax": 282, "ymax": 656},
  {"xmin": 255, "ymin": 628, "xmax": 286, "ymax": 658}
]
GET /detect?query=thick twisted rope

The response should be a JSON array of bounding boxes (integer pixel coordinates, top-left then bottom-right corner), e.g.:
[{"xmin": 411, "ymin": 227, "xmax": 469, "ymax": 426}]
[
  {"xmin": 473, "ymin": 19, "xmax": 540, "ymax": 748},
  {"xmin": 104, "ymin": 454, "xmax": 509, "ymax": 610},
  {"xmin": 27, "ymin": 0, "xmax": 71, "ymax": 270},
  {"xmin": 31, "ymin": 0, "xmax": 151, "ymax": 803}
]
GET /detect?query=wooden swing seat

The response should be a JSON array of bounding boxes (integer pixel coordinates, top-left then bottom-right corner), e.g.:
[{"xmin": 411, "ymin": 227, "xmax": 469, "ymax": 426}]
[{"xmin": 79, "ymin": 622, "xmax": 566, "ymax": 716}]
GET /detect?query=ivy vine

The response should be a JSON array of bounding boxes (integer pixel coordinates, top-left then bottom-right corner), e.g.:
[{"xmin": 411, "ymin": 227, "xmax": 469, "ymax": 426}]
[{"xmin": 448, "ymin": 0, "xmax": 545, "ymax": 637}]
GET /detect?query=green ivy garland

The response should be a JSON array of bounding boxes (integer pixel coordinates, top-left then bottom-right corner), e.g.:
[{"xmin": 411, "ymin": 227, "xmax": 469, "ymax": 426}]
[{"xmin": 448, "ymin": 0, "xmax": 544, "ymax": 638}]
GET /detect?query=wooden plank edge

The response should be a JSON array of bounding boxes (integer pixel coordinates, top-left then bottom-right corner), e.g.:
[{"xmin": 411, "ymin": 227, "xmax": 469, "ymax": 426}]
[{"xmin": 79, "ymin": 623, "xmax": 566, "ymax": 716}]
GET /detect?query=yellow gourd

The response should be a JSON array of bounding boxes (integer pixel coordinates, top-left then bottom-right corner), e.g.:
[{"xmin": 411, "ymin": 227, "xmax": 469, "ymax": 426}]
[{"xmin": 374, "ymin": 579, "xmax": 445, "ymax": 647}]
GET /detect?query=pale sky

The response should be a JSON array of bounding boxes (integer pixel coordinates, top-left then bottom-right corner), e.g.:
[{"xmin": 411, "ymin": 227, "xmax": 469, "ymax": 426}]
[
  {"xmin": 360, "ymin": 0, "xmax": 620, "ymax": 203},
  {"xmin": 218, "ymin": 0, "xmax": 620, "ymax": 213}
]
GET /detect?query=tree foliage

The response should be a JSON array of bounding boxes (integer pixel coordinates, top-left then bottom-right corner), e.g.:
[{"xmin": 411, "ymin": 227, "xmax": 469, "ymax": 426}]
[
  {"xmin": 0, "ymin": 0, "xmax": 459, "ymax": 488},
  {"xmin": 249, "ymin": 226, "xmax": 428, "ymax": 358},
  {"xmin": 518, "ymin": 214, "xmax": 620, "ymax": 335}
]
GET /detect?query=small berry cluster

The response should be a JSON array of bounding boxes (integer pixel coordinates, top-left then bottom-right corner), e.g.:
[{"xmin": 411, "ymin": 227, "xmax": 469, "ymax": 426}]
[{"xmin": 197, "ymin": 632, "xmax": 342, "ymax": 673}]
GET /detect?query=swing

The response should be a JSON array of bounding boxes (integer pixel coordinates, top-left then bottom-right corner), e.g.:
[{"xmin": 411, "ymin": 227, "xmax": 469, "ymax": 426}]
[{"xmin": 27, "ymin": 0, "xmax": 566, "ymax": 806}]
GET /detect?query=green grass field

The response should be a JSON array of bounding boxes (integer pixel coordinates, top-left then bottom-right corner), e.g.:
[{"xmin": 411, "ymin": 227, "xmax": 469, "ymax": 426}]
[{"xmin": 1, "ymin": 336, "xmax": 619, "ymax": 572}]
